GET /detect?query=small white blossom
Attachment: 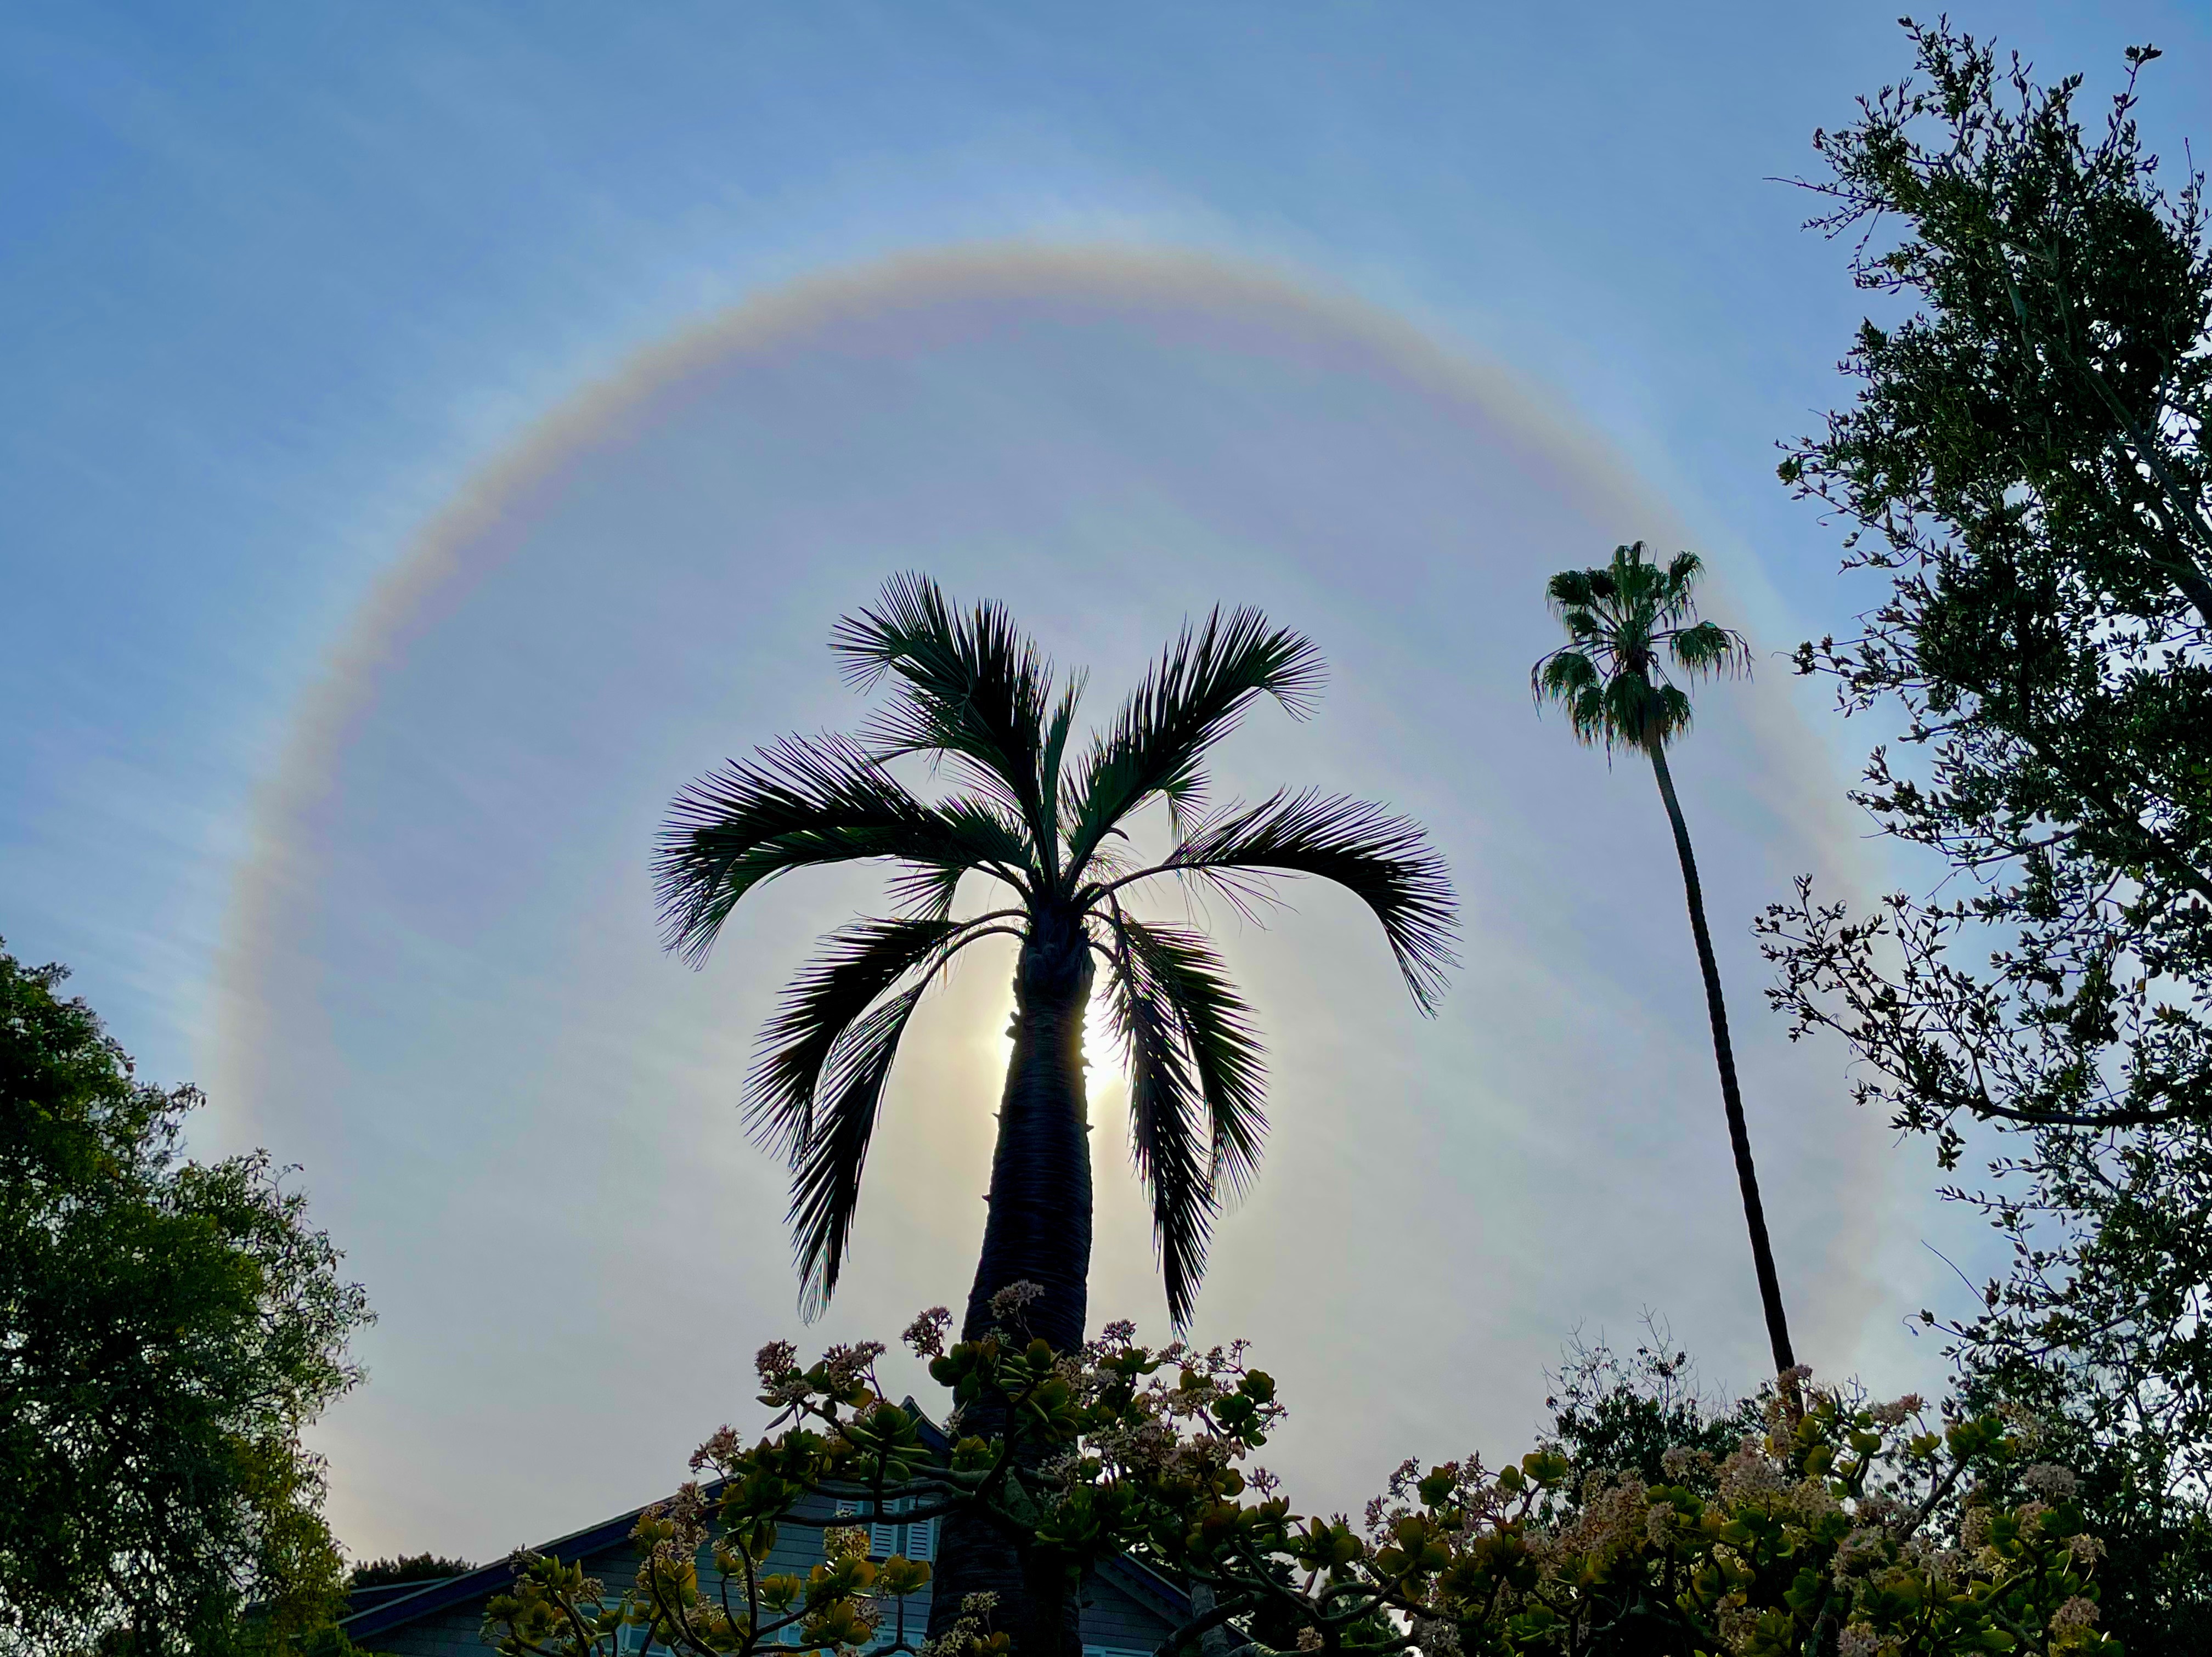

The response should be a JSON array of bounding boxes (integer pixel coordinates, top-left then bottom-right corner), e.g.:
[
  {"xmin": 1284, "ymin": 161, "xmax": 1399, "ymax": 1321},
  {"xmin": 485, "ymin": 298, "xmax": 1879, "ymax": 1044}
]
[
  {"xmin": 1717, "ymin": 1441, "xmax": 1784, "ymax": 1505},
  {"xmin": 1869, "ymin": 1394, "xmax": 1923, "ymax": 1429},
  {"xmin": 1832, "ymin": 1526, "xmax": 1888, "ymax": 1583},
  {"xmin": 755, "ymin": 1340, "xmax": 798, "ymax": 1382},
  {"xmin": 987, "ymin": 1280, "xmax": 1045, "ymax": 1322},
  {"xmin": 2049, "ymin": 1596, "xmax": 2100, "ymax": 1636},
  {"xmin": 1410, "ymin": 1615, "xmax": 1460, "ymax": 1657},
  {"xmin": 901, "ymin": 1308, "xmax": 951, "ymax": 1359},
  {"xmin": 1996, "ymin": 1400, "xmax": 2047, "ymax": 1450}
]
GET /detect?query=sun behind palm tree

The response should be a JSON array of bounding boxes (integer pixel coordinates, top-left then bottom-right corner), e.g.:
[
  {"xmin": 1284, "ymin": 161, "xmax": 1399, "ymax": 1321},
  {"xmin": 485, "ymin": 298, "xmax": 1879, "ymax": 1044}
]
[
  {"xmin": 657, "ymin": 573, "xmax": 1457, "ymax": 1351},
  {"xmin": 1532, "ymin": 542, "xmax": 1798, "ymax": 1390}
]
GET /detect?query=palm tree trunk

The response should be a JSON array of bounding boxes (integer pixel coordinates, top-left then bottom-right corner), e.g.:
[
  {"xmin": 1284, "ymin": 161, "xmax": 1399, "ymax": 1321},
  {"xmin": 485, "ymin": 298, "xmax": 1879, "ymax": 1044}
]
[
  {"xmin": 958, "ymin": 914, "xmax": 1096, "ymax": 1351},
  {"xmin": 929, "ymin": 911, "xmax": 1094, "ymax": 1657},
  {"xmin": 1647, "ymin": 742, "xmax": 1798, "ymax": 1386}
]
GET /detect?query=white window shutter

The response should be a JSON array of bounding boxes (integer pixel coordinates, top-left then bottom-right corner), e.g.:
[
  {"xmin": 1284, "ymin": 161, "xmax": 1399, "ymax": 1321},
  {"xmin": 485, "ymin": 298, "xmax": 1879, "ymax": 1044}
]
[
  {"xmin": 870, "ymin": 1517, "xmax": 901, "ymax": 1557},
  {"xmin": 904, "ymin": 1517, "xmax": 936, "ymax": 1560}
]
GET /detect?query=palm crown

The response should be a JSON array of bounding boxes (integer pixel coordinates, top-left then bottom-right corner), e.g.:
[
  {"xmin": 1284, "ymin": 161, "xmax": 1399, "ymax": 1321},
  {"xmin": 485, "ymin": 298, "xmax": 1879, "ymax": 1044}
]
[
  {"xmin": 1531, "ymin": 542, "xmax": 1750, "ymax": 751},
  {"xmin": 657, "ymin": 575, "xmax": 1456, "ymax": 1326}
]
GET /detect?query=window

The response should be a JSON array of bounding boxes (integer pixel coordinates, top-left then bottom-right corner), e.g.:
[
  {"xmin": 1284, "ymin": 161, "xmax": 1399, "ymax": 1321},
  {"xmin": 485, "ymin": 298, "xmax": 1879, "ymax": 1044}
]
[
  {"xmin": 833, "ymin": 1500, "xmax": 894, "ymax": 1559},
  {"xmin": 837, "ymin": 1499, "xmax": 934, "ymax": 1561},
  {"xmin": 869, "ymin": 1502, "xmax": 902, "ymax": 1561}
]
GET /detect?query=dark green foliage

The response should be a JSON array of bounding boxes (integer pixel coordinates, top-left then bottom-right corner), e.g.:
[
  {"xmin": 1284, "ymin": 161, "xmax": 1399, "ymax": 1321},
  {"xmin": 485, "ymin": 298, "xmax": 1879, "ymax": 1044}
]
[
  {"xmin": 1955, "ymin": 1361, "xmax": 2212, "ymax": 1654},
  {"xmin": 1766, "ymin": 15, "xmax": 2212, "ymax": 1146},
  {"xmin": 1538, "ymin": 1334, "xmax": 1757, "ymax": 1501},
  {"xmin": 1531, "ymin": 544, "xmax": 1751, "ymax": 758},
  {"xmin": 508, "ymin": 1317, "xmax": 2115, "ymax": 1657},
  {"xmin": 0, "ymin": 943, "xmax": 370, "ymax": 1657},
  {"xmin": 1761, "ymin": 19, "xmax": 2212, "ymax": 1650},
  {"xmin": 346, "ymin": 1555, "xmax": 476, "ymax": 1591},
  {"xmin": 1236, "ymin": 1562, "xmax": 1395, "ymax": 1657},
  {"xmin": 1522, "ymin": 1337, "xmax": 1764, "ymax": 1656}
]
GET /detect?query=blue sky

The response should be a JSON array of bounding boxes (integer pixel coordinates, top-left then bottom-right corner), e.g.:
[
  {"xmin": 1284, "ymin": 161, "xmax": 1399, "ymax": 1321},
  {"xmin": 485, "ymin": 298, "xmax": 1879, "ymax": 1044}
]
[{"xmin": 4, "ymin": 1, "xmax": 2205, "ymax": 1562}]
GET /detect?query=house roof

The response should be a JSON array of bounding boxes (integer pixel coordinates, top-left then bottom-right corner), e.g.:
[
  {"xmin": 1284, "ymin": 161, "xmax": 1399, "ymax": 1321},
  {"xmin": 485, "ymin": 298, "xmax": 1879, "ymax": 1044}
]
[
  {"xmin": 341, "ymin": 1489, "xmax": 693, "ymax": 1642},
  {"xmin": 339, "ymin": 1400, "xmax": 1196, "ymax": 1646}
]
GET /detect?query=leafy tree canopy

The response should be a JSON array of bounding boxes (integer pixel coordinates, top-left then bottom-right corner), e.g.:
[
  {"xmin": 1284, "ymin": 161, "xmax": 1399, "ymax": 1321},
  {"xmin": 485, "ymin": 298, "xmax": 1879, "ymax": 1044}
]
[
  {"xmin": 0, "ymin": 943, "xmax": 370, "ymax": 1656},
  {"xmin": 1537, "ymin": 1331, "xmax": 1759, "ymax": 1500},
  {"xmin": 1759, "ymin": 19, "xmax": 2212, "ymax": 1650},
  {"xmin": 491, "ymin": 1305, "xmax": 2118, "ymax": 1657},
  {"xmin": 347, "ymin": 1556, "xmax": 477, "ymax": 1591},
  {"xmin": 1767, "ymin": 16, "xmax": 2211, "ymax": 1147}
]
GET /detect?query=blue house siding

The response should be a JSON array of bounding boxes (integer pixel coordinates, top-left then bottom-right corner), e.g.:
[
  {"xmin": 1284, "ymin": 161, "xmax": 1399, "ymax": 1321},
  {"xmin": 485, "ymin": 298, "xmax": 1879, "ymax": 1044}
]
[
  {"xmin": 1076, "ymin": 1568, "xmax": 1182, "ymax": 1656},
  {"xmin": 368, "ymin": 1603, "xmax": 502, "ymax": 1657}
]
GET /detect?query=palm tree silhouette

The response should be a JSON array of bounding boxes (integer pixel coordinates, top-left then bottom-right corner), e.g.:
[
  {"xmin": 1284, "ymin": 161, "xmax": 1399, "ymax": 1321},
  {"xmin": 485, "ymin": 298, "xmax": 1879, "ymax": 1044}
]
[
  {"xmin": 657, "ymin": 574, "xmax": 1457, "ymax": 1353},
  {"xmin": 1532, "ymin": 542, "xmax": 1797, "ymax": 1387}
]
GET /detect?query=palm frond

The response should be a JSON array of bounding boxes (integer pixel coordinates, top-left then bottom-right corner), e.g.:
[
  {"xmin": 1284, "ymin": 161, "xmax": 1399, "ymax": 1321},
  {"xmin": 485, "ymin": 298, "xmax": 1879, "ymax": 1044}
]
[
  {"xmin": 655, "ymin": 734, "xmax": 1033, "ymax": 964},
  {"xmin": 1131, "ymin": 789, "xmax": 1458, "ymax": 1014},
  {"xmin": 788, "ymin": 986, "xmax": 929, "ymax": 1318},
  {"xmin": 1533, "ymin": 646, "xmax": 1600, "ymax": 703},
  {"xmin": 829, "ymin": 573, "xmax": 1057, "ymax": 843},
  {"xmin": 882, "ymin": 797, "xmax": 1034, "ymax": 919},
  {"xmin": 1650, "ymin": 682, "xmax": 1694, "ymax": 737},
  {"xmin": 1545, "ymin": 569, "xmax": 1605, "ymax": 610},
  {"xmin": 1604, "ymin": 675, "xmax": 1681, "ymax": 748},
  {"xmin": 1668, "ymin": 619, "xmax": 1752, "ymax": 680},
  {"xmin": 1110, "ymin": 915, "xmax": 1268, "ymax": 1197},
  {"xmin": 747, "ymin": 917, "xmax": 963, "ymax": 1161},
  {"xmin": 1661, "ymin": 550, "xmax": 1705, "ymax": 611},
  {"xmin": 884, "ymin": 860, "xmax": 966, "ymax": 922},
  {"xmin": 1036, "ymin": 675, "xmax": 1085, "ymax": 885},
  {"xmin": 1101, "ymin": 922, "xmax": 1215, "ymax": 1329},
  {"xmin": 1536, "ymin": 646, "xmax": 1657, "ymax": 752},
  {"xmin": 1062, "ymin": 607, "xmax": 1324, "ymax": 884}
]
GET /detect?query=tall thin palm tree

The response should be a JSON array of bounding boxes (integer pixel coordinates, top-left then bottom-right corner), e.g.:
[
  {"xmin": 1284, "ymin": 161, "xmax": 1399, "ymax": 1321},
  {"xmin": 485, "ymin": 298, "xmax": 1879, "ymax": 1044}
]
[
  {"xmin": 659, "ymin": 575, "xmax": 1454, "ymax": 1657},
  {"xmin": 1532, "ymin": 542, "xmax": 1797, "ymax": 1388}
]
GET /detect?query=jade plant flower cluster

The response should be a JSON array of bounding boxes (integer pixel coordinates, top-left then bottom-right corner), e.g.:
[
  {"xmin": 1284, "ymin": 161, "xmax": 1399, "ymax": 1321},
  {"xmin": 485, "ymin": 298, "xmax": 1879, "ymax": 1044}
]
[{"xmin": 484, "ymin": 1299, "xmax": 2116, "ymax": 1657}]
